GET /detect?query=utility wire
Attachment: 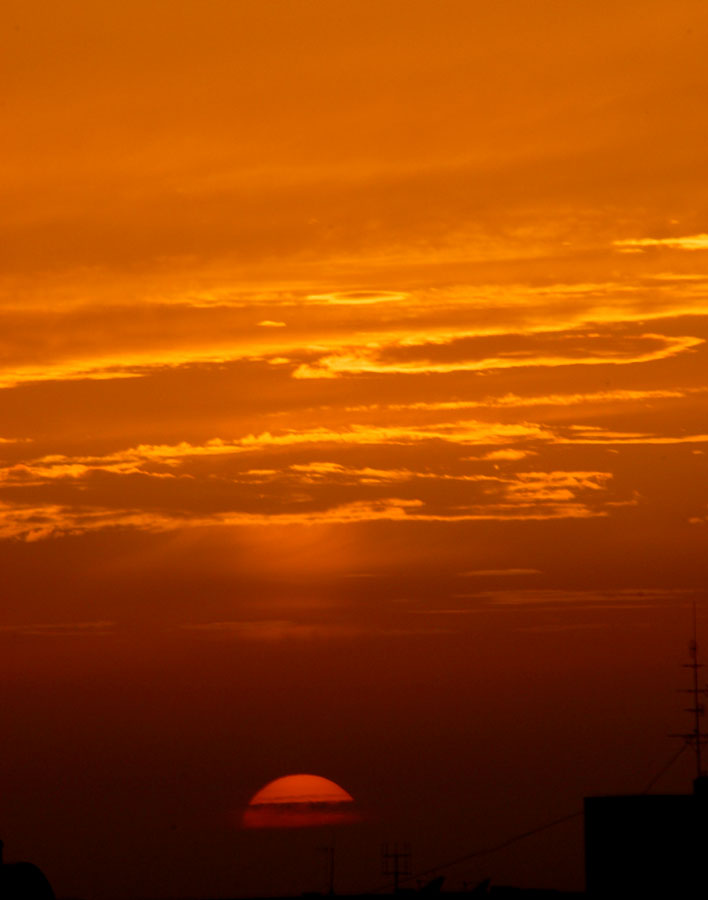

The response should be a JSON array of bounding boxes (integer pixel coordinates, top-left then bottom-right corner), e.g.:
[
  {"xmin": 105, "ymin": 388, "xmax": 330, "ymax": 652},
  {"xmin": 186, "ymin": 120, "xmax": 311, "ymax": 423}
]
[
  {"xmin": 639, "ymin": 741, "xmax": 688, "ymax": 794},
  {"xmin": 372, "ymin": 742, "xmax": 691, "ymax": 893},
  {"xmin": 371, "ymin": 810, "xmax": 582, "ymax": 893},
  {"xmin": 411, "ymin": 810, "xmax": 583, "ymax": 881}
]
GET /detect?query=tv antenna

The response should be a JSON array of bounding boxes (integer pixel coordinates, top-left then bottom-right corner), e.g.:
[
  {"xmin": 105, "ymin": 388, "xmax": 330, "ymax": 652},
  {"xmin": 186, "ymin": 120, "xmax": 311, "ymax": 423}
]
[
  {"xmin": 670, "ymin": 602, "xmax": 708, "ymax": 780},
  {"xmin": 382, "ymin": 842, "xmax": 411, "ymax": 893}
]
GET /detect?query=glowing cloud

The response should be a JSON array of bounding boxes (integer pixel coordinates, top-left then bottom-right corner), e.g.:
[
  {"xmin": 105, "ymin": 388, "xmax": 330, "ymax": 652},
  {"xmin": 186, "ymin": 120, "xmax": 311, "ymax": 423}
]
[
  {"xmin": 307, "ymin": 290, "xmax": 409, "ymax": 305},
  {"xmin": 614, "ymin": 234, "xmax": 708, "ymax": 251},
  {"xmin": 292, "ymin": 332, "xmax": 702, "ymax": 378}
]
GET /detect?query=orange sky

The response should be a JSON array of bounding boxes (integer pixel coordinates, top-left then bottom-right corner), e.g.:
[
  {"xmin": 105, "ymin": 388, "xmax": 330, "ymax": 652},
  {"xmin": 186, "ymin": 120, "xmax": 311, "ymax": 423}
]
[{"xmin": 2, "ymin": 2, "xmax": 708, "ymax": 898}]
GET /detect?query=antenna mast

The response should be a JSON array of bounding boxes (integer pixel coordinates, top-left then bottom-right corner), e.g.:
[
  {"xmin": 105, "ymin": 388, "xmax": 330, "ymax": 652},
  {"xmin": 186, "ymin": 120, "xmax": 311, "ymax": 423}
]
[
  {"xmin": 382, "ymin": 843, "xmax": 411, "ymax": 893},
  {"xmin": 671, "ymin": 602, "xmax": 707, "ymax": 781}
]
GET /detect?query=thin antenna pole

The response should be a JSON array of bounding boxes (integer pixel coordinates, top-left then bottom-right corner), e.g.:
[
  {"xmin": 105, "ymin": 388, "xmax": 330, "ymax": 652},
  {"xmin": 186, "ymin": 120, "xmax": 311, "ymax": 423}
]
[
  {"xmin": 328, "ymin": 832, "xmax": 336, "ymax": 896},
  {"xmin": 328, "ymin": 845, "xmax": 335, "ymax": 895},
  {"xmin": 320, "ymin": 838, "xmax": 336, "ymax": 896},
  {"xmin": 690, "ymin": 602, "xmax": 703, "ymax": 779},
  {"xmin": 670, "ymin": 601, "xmax": 706, "ymax": 781}
]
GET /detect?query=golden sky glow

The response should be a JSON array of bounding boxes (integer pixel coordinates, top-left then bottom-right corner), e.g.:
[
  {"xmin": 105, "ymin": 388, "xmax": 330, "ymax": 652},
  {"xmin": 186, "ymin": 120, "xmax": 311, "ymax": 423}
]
[{"xmin": 3, "ymin": 2, "xmax": 708, "ymax": 897}]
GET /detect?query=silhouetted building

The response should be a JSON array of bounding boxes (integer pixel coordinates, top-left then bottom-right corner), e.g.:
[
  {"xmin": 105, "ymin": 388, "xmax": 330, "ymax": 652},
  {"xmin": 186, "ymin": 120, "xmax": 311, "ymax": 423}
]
[
  {"xmin": 488, "ymin": 891, "xmax": 583, "ymax": 899},
  {"xmin": 584, "ymin": 776, "xmax": 708, "ymax": 898},
  {"xmin": 0, "ymin": 840, "xmax": 55, "ymax": 899}
]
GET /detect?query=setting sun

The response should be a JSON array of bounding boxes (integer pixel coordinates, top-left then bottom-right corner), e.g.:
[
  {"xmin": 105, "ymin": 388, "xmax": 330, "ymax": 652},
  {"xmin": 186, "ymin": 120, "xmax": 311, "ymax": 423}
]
[{"xmin": 243, "ymin": 774, "xmax": 358, "ymax": 829}]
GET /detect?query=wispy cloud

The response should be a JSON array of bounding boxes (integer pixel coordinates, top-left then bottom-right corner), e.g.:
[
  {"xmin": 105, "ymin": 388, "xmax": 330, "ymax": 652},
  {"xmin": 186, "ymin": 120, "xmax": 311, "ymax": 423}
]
[
  {"xmin": 553, "ymin": 427, "xmax": 708, "ymax": 445},
  {"xmin": 482, "ymin": 449, "xmax": 535, "ymax": 461},
  {"xmin": 288, "ymin": 462, "xmax": 500, "ymax": 485},
  {"xmin": 349, "ymin": 387, "xmax": 700, "ymax": 413},
  {"xmin": 1, "ymin": 283, "xmax": 707, "ymax": 391},
  {"xmin": 0, "ymin": 483, "xmax": 614, "ymax": 541},
  {"xmin": 182, "ymin": 620, "xmax": 362, "ymax": 640},
  {"xmin": 450, "ymin": 587, "xmax": 695, "ymax": 609},
  {"xmin": 12, "ymin": 420, "xmax": 553, "ymax": 478},
  {"xmin": 183, "ymin": 619, "xmax": 455, "ymax": 640},
  {"xmin": 461, "ymin": 568, "xmax": 542, "ymax": 576},
  {"xmin": 614, "ymin": 234, "xmax": 708, "ymax": 251},
  {"xmin": 307, "ymin": 290, "xmax": 410, "ymax": 305},
  {"xmin": 293, "ymin": 332, "xmax": 702, "ymax": 379},
  {"xmin": 0, "ymin": 621, "xmax": 115, "ymax": 637}
]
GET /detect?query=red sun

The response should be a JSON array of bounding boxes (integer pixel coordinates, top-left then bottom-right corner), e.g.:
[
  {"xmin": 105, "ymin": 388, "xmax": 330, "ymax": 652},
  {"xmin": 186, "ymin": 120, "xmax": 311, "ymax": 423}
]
[{"xmin": 242, "ymin": 774, "xmax": 359, "ymax": 829}]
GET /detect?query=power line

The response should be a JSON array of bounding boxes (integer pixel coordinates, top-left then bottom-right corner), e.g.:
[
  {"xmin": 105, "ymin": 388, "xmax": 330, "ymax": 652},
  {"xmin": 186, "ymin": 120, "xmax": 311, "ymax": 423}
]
[
  {"xmin": 413, "ymin": 810, "xmax": 583, "ymax": 883},
  {"xmin": 373, "ymin": 620, "xmax": 702, "ymax": 894},
  {"xmin": 639, "ymin": 742, "xmax": 688, "ymax": 794},
  {"xmin": 370, "ymin": 811, "xmax": 582, "ymax": 893},
  {"xmin": 373, "ymin": 742, "xmax": 692, "ymax": 893}
]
